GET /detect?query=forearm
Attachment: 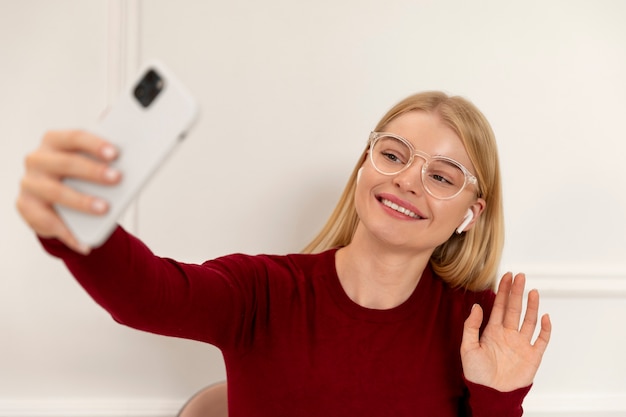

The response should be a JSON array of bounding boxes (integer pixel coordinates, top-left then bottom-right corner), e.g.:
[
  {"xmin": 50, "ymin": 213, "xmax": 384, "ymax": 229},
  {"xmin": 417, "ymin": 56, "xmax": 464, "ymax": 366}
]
[{"xmin": 39, "ymin": 225, "xmax": 222, "ymax": 343}]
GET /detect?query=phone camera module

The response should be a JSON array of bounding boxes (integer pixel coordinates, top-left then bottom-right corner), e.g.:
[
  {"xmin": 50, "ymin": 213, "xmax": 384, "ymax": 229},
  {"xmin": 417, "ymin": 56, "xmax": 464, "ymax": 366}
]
[{"xmin": 134, "ymin": 69, "xmax": 165, "ymax": 108}]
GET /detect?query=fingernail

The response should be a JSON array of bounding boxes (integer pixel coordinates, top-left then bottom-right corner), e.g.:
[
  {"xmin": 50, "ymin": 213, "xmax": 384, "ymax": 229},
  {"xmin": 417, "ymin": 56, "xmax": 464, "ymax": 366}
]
[
  {"xmin": 103, "ymin": 167, "xmax": 121, "ymax": 182},
  {"xmin": 101, "ymin": 145, "xmax": 118, "ymax": 160},
  {"xmin": 76, "ymin": 244, "xmax": 92, "ymax": 256},
  {"xmin": 91, "ymin": 198, "xmax": 108, "ymax": 213}
]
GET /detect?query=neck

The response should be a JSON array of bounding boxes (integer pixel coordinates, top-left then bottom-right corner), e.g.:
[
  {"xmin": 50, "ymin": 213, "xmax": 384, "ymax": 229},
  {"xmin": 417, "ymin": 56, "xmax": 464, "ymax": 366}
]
[{"xmin": 335, "ymin": 227, "xmax": 433, "ymax": 310}]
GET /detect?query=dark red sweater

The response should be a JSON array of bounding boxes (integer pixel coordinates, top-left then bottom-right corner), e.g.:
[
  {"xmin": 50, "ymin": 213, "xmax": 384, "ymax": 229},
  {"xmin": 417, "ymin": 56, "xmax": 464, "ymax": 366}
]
[{"xmin": 42, "ymin": 226, "xmax": 530, "ymax": 416}]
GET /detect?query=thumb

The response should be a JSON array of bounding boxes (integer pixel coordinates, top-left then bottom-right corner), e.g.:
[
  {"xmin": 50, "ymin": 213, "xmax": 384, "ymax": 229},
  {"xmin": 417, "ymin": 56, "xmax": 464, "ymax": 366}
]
[{"xmin": 461, "ymin": 304, "xmax": 484, "ymax": 352}]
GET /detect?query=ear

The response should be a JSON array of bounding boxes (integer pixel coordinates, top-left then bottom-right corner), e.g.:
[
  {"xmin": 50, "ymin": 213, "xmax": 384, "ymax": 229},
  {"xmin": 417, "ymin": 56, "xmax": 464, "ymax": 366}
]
[
  {"xmin": 456, "ymin": 209, "xmax": 473, "ymax": 234},
  {"xmin": 457, "ymin": 198, "xmax": 486, "ymax": 233},
  {"xmin": 355, "ymin": 154, "xmax": 368, "ymax": 185},
  {"xmin": 356, "ymin": 167, "xmax": 364, "ymax": 184}
]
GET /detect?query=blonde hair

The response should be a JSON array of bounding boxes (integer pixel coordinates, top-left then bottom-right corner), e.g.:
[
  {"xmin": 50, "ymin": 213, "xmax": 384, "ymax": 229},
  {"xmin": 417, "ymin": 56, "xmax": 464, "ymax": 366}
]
[{"xmin": 302, "ymin": 91, "xmax": 504, "ymax": 291}]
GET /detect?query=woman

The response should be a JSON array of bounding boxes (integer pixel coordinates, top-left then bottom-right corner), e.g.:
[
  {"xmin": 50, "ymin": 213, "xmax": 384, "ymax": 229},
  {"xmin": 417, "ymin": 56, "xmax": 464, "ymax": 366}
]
[{"xmin": 17, "ymin": 91, "xmax": 551, "ymax": 416}]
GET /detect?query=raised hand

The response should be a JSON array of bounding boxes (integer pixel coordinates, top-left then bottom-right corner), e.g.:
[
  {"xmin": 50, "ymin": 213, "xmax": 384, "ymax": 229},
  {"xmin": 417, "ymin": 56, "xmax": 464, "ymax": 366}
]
[
  {"xmin": 460, "ymin": 272, "xmax": 551, "ymax": 392},
  {"xmin": 16, "ymin": 130, "xmax": 121, "ymax": 254}
]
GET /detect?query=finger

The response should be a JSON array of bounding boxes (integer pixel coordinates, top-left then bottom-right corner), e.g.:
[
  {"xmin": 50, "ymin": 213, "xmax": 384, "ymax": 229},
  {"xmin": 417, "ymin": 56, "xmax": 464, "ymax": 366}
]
[
  {"xmin": 16, "ymin": 193, "xmax": 90, "ymax": 254},
  {"xmin": 56, "ymin": 225, "xmax": 92, "ymax": 255},
  {"xmin": 25, "ymin": 148, "xmax": 121, "ymax": 185},
  {"xmin": 41, "ymin": 130, "xmax": 118, "ymax": 161},
  {"xmin": 461, "ymin": 304, "xmax": 484, "ymax": 353},
  {"xmin": 533, "ymin": 314, "xmax": 552, "ymax": 355},
  {"xmin": 502, "ymin": 273, "xmax": 526, "ymax": 330},
  {"xmin": 20, "ymin": 174, "xmax": 109, "ymax": 215},
  {"xmin": 520, "ymin": 289, "xmax": 540, "ymax": 341},
  {"xmin": 488, "ymin": 272, "xmax": 512, "ymax": 326}
]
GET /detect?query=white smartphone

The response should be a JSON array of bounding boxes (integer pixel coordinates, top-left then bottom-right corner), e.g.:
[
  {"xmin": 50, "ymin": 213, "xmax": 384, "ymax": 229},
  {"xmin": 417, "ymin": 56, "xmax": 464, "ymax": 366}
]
[{"xmin": 56, "ymin": 60, "xmax": 199, "ymax": 248}]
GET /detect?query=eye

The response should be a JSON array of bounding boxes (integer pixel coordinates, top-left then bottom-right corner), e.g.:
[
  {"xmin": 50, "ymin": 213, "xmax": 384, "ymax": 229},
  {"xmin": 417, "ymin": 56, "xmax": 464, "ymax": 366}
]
[
  {"xmin": 381, "ymin": 150, "xmax": 405, "ymax": 164},
  {"xmin": 425, "ymin": 160, "xmax": 465, "ymax": 188},
  {"xmin": 429, "ymin": 173, "xmax": 454, "ymax": 185}
]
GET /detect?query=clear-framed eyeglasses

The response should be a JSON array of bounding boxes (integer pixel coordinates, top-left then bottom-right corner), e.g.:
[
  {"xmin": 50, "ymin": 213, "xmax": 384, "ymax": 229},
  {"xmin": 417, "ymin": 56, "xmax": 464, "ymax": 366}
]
[{"xmin": 368, "ymin": 132, "xmax": 479, "ymax": 200}]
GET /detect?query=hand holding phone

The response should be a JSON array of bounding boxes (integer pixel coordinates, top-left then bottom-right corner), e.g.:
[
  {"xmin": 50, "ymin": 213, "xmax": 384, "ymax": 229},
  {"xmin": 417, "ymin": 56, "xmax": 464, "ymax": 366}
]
[{"xmin": 55, "ymin": 60, "xmax": 199, "ymax": 248}]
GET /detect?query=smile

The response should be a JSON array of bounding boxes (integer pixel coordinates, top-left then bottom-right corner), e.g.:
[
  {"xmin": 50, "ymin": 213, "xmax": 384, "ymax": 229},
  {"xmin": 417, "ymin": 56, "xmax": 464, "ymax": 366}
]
[{"xmin": 379, "ymin": 198, "xmax": 422, "ymax": 219}]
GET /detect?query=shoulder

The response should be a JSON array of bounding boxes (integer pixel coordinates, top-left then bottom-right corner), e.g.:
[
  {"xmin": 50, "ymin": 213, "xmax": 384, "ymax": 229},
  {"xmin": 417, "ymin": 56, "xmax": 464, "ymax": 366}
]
[
  {"xmin": 460, "ymin": 286, "xmax": 496, "ymax": 323},
  {"xmin": 432, "ymin": 269, "xmax": 496, "ymax": 328}
]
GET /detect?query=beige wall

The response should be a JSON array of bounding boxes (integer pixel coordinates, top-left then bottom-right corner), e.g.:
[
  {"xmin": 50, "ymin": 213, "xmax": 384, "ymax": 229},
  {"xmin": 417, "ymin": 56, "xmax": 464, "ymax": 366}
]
[{"xmin": 1, "ymin": 0, "xmax": 625, "ymax": 415}]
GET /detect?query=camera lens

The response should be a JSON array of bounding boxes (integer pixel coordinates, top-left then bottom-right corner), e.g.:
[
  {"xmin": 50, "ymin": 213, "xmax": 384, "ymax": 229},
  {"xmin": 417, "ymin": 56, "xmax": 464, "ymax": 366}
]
[
  {"xmin": 133, "ymin": 69, "xmax": 164, "ymax": 108},
  {"xmin": 135, "ymin": 85, "xmax": 146, "ymax": 98}
]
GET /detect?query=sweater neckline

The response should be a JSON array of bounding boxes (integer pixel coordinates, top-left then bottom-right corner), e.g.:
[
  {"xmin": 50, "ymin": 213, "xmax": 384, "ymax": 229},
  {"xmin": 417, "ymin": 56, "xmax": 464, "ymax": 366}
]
[{"xmin": 321, "ymin": 248, "xmax": 433, "ymax": 323}]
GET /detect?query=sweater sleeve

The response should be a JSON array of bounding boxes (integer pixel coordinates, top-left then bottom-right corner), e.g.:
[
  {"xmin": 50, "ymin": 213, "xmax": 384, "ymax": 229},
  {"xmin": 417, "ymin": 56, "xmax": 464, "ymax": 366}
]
[
  {"xmin": 463, "ymin": 379, "xmax": 532, "ymax": 417},
  {"xmin": 39, "ymin": 225, "xmax": 251, "ymax": 348}
]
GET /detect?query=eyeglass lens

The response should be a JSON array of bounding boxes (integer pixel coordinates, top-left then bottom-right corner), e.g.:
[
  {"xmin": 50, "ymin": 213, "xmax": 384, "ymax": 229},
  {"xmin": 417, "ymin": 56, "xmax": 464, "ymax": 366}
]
[{"xmin": 370, "ymin": 135, "xmax": 466, "ymax": 199}]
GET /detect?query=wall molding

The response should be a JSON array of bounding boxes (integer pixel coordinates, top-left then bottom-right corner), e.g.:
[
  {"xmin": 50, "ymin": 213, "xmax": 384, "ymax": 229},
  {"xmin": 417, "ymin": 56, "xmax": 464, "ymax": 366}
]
[
  {"xmin": 106, "ymin": 0, "xmax": 142, "ymax": 233},
  {"xmin": 0, "ymin": 399, "xmax": 179, "ymax": 417},
  {"xmin": 502, "ymin": 264, "xmax": 626, "ymax": 298},
  {"xmin": 524, "ymin": 392, "xmax": 626, "ymax": 416},
  {"xmin": 106, "ymin": 0, "xmax": 141, "ymax": 101}
]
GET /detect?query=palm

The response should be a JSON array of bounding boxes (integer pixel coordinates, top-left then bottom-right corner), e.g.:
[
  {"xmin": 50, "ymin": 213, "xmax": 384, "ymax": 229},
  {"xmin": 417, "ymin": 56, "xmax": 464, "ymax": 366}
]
[{"xmin": 460, "ymin": 273, "xmax": 552, "ymax": 392}]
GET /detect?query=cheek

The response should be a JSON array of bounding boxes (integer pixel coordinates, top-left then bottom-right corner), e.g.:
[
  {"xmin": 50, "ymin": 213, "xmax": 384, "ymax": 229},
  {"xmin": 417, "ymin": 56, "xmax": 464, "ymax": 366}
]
[
  {"xmin": 430, "ymin": 203, "xmax": 465, "ymax": 227},
  {"xmin": 433, "ymin": 202, "xmax": 470, "ymax": 232}
]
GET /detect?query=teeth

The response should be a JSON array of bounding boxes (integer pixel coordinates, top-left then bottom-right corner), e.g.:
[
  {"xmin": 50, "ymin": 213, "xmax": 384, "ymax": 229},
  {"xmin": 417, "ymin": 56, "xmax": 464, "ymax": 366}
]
[{"xmin": 381, "ymin": 199, "xmax": 421, "ymax": 219}]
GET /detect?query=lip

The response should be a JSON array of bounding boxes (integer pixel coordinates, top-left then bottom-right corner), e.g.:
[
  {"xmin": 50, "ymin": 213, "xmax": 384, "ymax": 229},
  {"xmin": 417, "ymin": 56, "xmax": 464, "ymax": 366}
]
[{"xmin": 375, "ymin": 192, "xmax": 426, "ymax": 220}]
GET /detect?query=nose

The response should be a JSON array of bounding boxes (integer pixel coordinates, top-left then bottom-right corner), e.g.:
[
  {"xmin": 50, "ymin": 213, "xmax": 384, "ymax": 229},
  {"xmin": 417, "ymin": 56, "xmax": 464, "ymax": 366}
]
[{"xmin": 392, "ymin": 158, "xmax": 426, "ymax": 196}]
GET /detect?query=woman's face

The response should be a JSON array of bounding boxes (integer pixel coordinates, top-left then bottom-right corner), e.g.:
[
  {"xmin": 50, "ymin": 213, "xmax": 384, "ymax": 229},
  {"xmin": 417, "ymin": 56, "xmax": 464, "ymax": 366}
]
[{"xmin": 354, "ymin": 110, "xmax": 485, "ymax": 254}]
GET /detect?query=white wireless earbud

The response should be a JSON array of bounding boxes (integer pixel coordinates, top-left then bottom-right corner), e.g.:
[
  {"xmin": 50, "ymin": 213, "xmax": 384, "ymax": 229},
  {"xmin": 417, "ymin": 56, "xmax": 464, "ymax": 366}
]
[
  {"xmin": 456, "ymin": 209, "xmax": 474, "ymax": 234},
  {"xmin": 356, "ymin": 167, "xmax": 364, "ymax": 184}
]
